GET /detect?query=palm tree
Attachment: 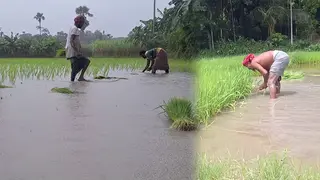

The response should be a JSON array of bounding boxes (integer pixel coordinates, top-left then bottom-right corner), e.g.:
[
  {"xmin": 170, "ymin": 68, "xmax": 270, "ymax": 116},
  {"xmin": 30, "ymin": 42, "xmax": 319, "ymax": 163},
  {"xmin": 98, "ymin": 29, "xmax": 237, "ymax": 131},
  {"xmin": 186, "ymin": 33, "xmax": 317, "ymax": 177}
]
[
  {"xmin": 171, "ymin": 0, "xmax": 219, "ymax": 50},
  {"xmin": 2, "ymin": 32, "xmax": 19, "ymax": 55},
  {"xmin": 34, "ymin": 12, "xmax": 45, "ymax": 35},
  {"xmin": 75, "ymin": 6, "xmax": 93, "ymax": 17}
]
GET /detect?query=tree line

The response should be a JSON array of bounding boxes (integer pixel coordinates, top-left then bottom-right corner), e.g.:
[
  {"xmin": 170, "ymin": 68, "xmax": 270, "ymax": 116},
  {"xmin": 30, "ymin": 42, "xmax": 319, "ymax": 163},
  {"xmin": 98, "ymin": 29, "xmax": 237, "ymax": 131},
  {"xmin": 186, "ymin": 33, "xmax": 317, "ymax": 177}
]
[
  {"xmin": 0, "ymin": 2, "xmax": 320, "ymax": 58},
  {"xmin": 128, "ymin": 0, "xmax": 320, "ymax": 57},
  {"xmin": 0, "ymin": 6, "xmax": 117, "ymax": 58}
]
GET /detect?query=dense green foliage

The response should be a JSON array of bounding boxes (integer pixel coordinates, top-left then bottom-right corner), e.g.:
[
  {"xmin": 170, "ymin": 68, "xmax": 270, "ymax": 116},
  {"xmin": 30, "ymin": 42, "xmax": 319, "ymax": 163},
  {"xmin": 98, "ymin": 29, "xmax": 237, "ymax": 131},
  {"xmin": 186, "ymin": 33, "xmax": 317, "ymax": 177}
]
[
  {"xmin": 0, "ymin": 28, "xmax": 122, "ymax": 58},
  {"xmin": 128, "ymin": 0, "xmax": 320, "ymax": 57},
  {"xmin": 0, "ymin": 2, "xmax": 319, "ymax": 58}
]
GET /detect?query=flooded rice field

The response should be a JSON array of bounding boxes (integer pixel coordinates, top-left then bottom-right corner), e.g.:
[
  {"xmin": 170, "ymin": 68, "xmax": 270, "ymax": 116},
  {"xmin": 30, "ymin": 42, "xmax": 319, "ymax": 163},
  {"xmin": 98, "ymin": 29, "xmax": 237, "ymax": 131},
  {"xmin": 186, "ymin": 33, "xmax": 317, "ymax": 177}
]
[
  {"xmin": 0, "ymin": 69, "xmax": 195, "ymax": 180},
  {"xmin": 198, "ymin": 73, "xmax": 320, "ymax": 166}
]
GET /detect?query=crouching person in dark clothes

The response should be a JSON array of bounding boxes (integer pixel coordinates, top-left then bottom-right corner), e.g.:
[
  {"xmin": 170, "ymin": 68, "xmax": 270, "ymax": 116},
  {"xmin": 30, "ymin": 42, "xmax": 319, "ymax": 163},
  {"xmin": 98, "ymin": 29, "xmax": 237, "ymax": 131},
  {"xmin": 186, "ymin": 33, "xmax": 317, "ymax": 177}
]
[
  {"xmin": 139, "ymin": 48, "xmax": 170, "ymax": 74},
  {"xmin": 65, "ymin": 15, "xmax": 91, "ymax": 82}
]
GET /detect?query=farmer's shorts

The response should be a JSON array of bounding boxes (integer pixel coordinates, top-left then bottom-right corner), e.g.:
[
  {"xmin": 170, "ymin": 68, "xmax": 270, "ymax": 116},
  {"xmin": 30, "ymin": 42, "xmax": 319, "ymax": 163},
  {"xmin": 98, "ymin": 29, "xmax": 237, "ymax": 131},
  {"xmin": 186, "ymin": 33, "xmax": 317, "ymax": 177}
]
[
  {"xmin": 268, "ymin": 50, "xmax": 289, "ymax": 86},
  {"xmin": 68, "ymin": 56, "xmax": 90, "ymax": 73},
  {"xmin": 270, "ymin": 50, "xmax": 290, "ymax": 77}
]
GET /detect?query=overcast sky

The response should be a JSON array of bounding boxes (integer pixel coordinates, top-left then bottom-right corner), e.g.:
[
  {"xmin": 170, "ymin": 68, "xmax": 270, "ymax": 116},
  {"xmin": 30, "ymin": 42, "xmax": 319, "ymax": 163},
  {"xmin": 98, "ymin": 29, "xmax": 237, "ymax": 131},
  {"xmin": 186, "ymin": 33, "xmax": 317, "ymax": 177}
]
[{"xmin": 0, "ymin": 0, "xmax": 171, "ymax": 37}]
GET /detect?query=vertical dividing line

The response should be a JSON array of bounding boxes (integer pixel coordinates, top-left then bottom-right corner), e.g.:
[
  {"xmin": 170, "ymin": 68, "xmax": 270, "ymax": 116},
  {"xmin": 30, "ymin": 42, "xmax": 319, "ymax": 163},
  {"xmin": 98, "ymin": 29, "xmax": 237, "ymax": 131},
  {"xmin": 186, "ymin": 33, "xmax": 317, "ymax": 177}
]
[
  {"xmin": 290, "ymin": 0, "xmax": 293, "ymax": 45},
  {"xmin": 153, "ymin": 0, "xmax": 156, "ymax": 35}
]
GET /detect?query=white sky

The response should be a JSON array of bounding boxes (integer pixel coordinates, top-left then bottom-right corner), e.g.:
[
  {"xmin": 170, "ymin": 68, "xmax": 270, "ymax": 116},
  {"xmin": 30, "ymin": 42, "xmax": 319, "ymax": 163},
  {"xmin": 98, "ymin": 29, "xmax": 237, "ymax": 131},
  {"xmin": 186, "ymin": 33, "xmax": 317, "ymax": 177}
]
[{"xmin": 0, "ymin": 0, "xmax": 172, "ymax": 37}]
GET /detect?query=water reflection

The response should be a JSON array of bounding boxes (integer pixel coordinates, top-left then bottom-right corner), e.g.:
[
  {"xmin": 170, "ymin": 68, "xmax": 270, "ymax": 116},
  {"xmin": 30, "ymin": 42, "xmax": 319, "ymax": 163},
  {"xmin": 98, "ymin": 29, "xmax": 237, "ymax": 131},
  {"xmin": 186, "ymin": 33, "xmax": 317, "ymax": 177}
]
[{"xmin": 0, "ymin": 70, "xmax": 195, "ymax": 180}]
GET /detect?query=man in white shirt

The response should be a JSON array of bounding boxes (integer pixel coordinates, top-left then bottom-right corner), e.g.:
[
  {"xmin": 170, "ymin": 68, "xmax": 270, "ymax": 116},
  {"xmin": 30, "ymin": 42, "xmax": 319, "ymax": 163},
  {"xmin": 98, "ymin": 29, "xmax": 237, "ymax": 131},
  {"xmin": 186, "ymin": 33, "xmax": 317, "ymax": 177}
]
[{"xmin": 65, "ymin": 15, "xmax": 90, "ymax": 82}]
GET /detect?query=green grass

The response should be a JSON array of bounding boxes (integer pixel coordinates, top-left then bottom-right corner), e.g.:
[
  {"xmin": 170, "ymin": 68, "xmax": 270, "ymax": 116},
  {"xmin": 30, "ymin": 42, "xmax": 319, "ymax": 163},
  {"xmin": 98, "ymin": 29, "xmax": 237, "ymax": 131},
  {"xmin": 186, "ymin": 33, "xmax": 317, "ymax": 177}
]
[
  {"xmin": 195, "ymin": 51, "xmax": 320, "ymax": 179},
  {"xmin": 161, "ymin": 97, "xmax": 198, "ymax": 131},
  {"xmin": 0, "ymin": 58, "xmax": 193, "ymax": 84},
  {"xmin": 282, "ymin": 71, "xmax": 305, "ymax": 80},
  {"xmin": 91, "ymin": 39, "xmax": 141, "ymax": 57},
  {"xmin": 195, "ymin": 51, "xmax": 320, "ymax": 125},
  {"xmin": 252, "ymin": 70, "xmax": 305, "ymax": 80},
  {"xmin": 289, "ymin": 51, "xmax": 320, "ymax": 66},
  {"xmin": 51, "ymin": 87, "xmax": 74, "ymax": 94},
  {"xmin": 195, "ymin": 56, "xmax": 254, "ymax": 123},
  {"xmin": 0, "ymin": 84, "xmax": 13, "ymax": 88},
  {"xmin": 197, "ymin": 152, "xmax": 320, "ymax": 180}
]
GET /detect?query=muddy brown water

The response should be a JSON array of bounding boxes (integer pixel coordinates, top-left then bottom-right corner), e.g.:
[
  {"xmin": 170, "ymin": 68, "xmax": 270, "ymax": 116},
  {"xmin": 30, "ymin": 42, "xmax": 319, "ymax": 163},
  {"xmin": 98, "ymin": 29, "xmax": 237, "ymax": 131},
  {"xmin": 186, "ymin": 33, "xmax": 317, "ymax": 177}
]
[
  {"xmin": 0, "ymin": 70, "xmax": 195, "ymax": 180},
  {"xmin": 198, "ymin": 73, "xmax": 320, "ymax": 167}
]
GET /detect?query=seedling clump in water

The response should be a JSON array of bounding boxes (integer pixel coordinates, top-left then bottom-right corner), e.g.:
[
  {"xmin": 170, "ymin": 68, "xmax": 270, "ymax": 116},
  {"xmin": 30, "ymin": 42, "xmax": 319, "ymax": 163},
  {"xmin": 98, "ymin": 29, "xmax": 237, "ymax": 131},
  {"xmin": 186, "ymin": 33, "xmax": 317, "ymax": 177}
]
[
  {"xmin": 161, "ymin": 97, "xmax": 198, "ymax": 131},
  {"xmin": 94, "ymin": 75, "xmax": 128, "ymax": 80},
  {"xmin": 0, "ymin": 84, "xmax": 13, "ymax": 88},
  {"xmin": 51, "ymin": 87, "xmax": 74, "ymax": 94}
]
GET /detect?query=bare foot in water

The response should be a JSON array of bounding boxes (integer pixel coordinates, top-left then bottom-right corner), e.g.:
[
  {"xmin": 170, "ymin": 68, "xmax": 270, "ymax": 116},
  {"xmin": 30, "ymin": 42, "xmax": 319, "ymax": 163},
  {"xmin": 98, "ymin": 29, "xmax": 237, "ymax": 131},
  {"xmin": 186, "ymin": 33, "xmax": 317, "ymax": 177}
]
[{"xmin": 78, "ymin": 78, "xmax": 90, "ymax": 82}]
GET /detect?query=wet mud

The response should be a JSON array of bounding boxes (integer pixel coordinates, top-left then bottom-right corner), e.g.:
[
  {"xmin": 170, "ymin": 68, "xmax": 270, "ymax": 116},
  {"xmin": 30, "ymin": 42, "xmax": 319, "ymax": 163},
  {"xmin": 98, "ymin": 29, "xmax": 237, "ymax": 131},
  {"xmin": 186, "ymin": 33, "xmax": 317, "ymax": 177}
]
[{"xmin": 0, "ymin": 70, "xmax": 195, "ymax": 180}]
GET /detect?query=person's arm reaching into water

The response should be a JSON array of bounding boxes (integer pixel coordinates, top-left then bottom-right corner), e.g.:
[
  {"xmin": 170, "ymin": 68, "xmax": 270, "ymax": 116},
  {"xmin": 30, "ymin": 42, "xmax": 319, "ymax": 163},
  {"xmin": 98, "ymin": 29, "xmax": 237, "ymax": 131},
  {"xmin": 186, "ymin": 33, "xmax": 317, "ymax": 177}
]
[
  {"xmin": 251, "ymin": 61, "xmax": 269, "ymax": 90},
  {"xmin": 147, "ymin": 59, "xmax": 155, "ymax": 71},
  {"xmin": 142, "ymin": 59, "xmax": 151, "ymax": 72},
  {"xmin": 142, "ymin": 50, "xmax": 154, "ymax": 72}
]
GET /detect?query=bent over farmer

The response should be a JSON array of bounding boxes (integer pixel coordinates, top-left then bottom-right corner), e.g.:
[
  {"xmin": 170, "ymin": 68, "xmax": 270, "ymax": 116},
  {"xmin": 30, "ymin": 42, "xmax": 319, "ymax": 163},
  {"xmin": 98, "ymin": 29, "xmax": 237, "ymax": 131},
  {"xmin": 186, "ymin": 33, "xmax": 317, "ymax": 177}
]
[
  {"xmin": 242, "ymin": 50, "xmax": 290, "ymax": 99},
  {"xmin": 65, "ymin": 15, "xmax": 91, "ymax": 82},
  {"xmin": 139, "ymin": 48, "xmax": 170, "ymax": 74}
]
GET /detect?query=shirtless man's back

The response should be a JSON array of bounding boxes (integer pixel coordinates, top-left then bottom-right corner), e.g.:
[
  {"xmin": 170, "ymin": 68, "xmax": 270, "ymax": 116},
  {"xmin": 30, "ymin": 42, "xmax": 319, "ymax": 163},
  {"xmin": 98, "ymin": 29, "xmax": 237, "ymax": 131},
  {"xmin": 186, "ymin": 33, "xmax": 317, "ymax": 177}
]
[
  {"xmin": 242, "ymin": 50, "xmax": 290, "ymax": 99},
  {"xmin": 253, "ymin": 51, "xmax": 274, "ymax": 71}
]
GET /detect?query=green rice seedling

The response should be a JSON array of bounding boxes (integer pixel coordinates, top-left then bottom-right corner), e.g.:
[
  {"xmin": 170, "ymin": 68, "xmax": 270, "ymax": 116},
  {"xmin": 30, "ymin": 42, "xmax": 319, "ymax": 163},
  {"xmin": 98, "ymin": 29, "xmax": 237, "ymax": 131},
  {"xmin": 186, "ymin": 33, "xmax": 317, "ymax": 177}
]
[
  {"xmin": 195, "ymin": 57, "xmax": 253, "ymax": 124},
  {"xmin": 161, "ymin": 97, "xmax": 197, "ymax": 131},
  {"xmin": 253, "ymin": 70, "xmax": 304, "ymax": 80},
  {"xmin": 196, "ymin": 153, "xmax": 231, "ymax": 180},
  {"xmin": 197, "ymin": 151, "xmax": 320, "ymax": 180},
  {"xmin": 94, "ymin": 75, "xmax": 128, "ymax": 80},
  {"xmin": 0, "ymin": 58, "xmax": 193, "ymax": 83},
  {"xmin": 282, "ymin": 70, "xmax": 305, "ymax": 80},
  {"xmin": 195, "ymin": 52, "xmax": 320, "ymax": 125},
  {"xmin": 51, "ymin": 87, "xmax": 74, "ymax": 94},
  {"xmin": 94, "ymin": 75, "xmax": 107, "ymax": 79},
  {"xmin": 0, "ymin": 84, "xmax": 13, "ymax": 88},
  {"xmin": 289, "ymin": 51, "xmax": 320, "ymax": 66}
]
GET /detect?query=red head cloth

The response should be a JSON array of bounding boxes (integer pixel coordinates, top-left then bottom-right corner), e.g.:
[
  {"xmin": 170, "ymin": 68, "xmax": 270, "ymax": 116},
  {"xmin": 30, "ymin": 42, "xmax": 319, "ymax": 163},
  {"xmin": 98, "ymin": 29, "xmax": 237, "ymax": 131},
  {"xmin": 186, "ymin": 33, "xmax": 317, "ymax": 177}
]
[
  {"xmin": 74, "ymin": 15, "xmax": 85, "ymax": 24},
  {"xmin": 242, "ymin": 54, "xmax": 255, "ymax": 66}
]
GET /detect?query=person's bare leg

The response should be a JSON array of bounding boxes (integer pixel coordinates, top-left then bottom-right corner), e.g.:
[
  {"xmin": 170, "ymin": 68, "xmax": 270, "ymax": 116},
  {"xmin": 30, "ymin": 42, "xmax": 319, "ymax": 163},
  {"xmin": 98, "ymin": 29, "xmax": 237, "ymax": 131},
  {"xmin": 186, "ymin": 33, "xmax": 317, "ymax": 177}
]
[
  {"xmin": 268, "ymin": 73, "xmax": 278, "ymax": 99},
  {"xmin": 276, "ymin": 76, "xmax": 281, "ymax": 94},
  {"xmin": 276, "ymin": 81, "xmax": 281, "ymax": 94},
  {"xmin": 78, "ymin": 59, "xmax": 90, "ymax": 81}
]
